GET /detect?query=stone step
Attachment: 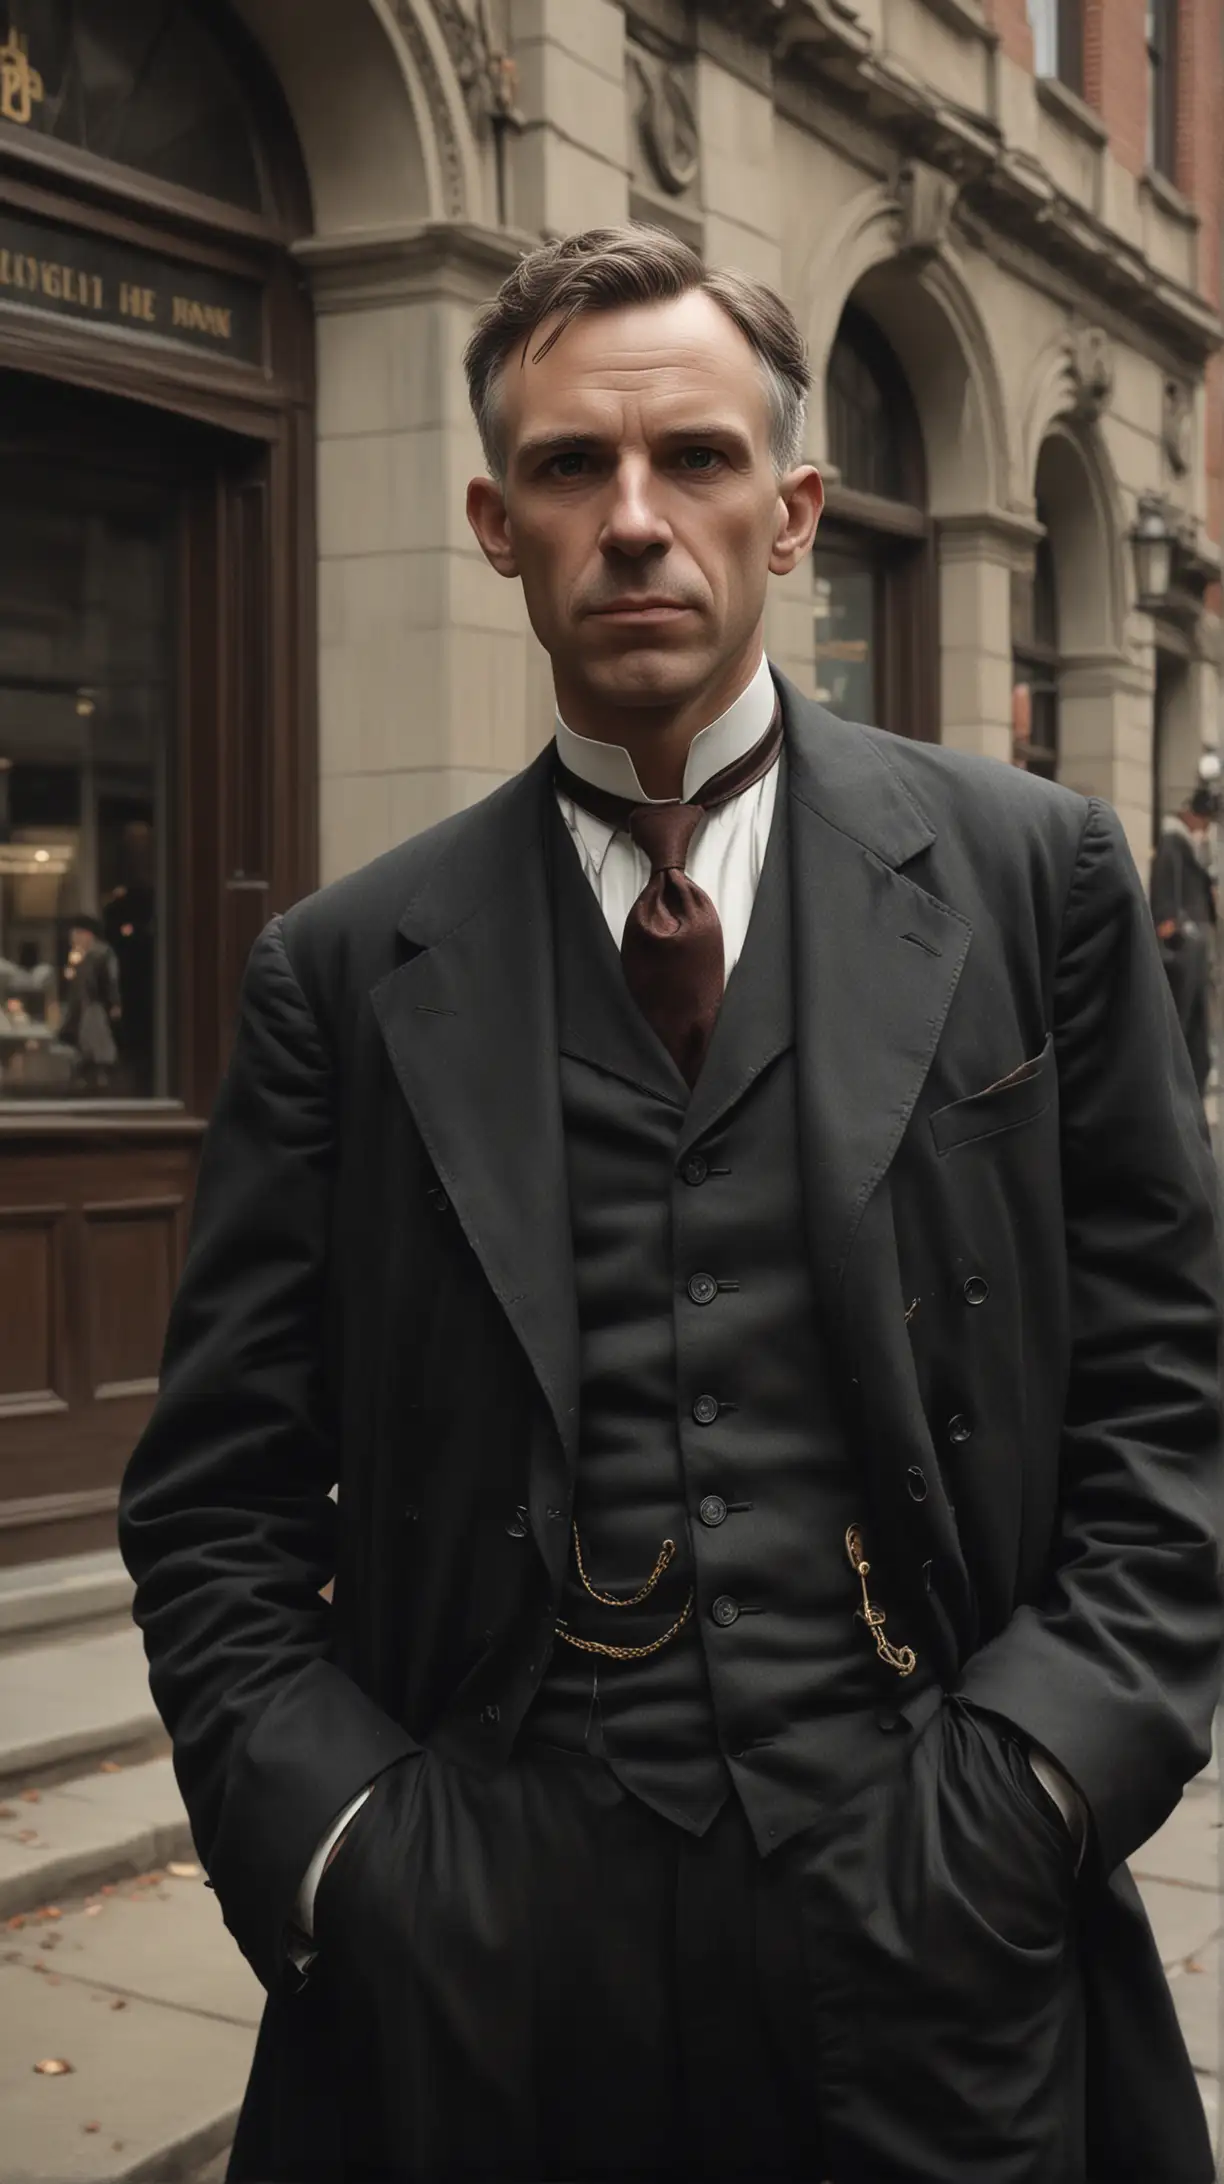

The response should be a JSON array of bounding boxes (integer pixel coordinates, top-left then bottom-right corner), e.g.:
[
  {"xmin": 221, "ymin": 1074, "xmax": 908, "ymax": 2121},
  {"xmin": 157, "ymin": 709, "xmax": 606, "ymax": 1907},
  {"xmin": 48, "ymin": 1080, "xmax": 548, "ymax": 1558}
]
[
  {"xmin": 0, "ymin": 1857, "xmax": 260, "ymax": 2183},
  {"xmin": 0, "ymin": 1755, "xmax": 193, "ymax": 1919},
  {"xmin": 0, "ymin": 1552, "xmax": 135, "ymax": 1654},
  {"xmin": 0, "ymin": 1623, "xmax": 164, "ymax": 1796}
]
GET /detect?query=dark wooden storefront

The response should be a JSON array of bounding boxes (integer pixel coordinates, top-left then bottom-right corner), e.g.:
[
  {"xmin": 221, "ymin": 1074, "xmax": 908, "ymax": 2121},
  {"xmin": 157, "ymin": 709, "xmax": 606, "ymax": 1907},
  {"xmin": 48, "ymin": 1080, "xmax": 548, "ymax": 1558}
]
[{"xmin": 0, "ymin": 1, "xmax": 315, "ymax": 1566}]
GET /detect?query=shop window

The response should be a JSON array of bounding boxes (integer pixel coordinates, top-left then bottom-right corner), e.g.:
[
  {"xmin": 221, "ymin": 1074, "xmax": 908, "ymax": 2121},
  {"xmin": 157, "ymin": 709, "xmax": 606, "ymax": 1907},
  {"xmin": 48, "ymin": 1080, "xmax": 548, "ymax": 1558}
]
[
  {"xmin": 1011, "ymin": 522, "xmax": 1060, "ymax": 780},
  {"xmin": 0, "ymin": 466, "xmax": 171, "ymax": 1100},
  {"xmin": 814, "ymin": 307, "xmax": 937, "ymax": 740},
  {"xmin": 1147, "ymin": 0, "xmax": 1180, "ymax": 182},
  {"xmin": 0, "ymin": 0, "xmax": 265, "ymax": 211}
]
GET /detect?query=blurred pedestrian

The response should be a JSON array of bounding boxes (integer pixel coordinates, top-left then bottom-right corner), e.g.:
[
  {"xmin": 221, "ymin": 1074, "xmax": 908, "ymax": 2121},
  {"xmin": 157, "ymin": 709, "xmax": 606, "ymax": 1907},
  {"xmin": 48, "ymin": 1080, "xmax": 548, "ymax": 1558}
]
[
  {"xmin": 1151, "ymin": 784, "xmax": 1219, "ymax": 1097},
  {"xmin": 61, "ymin": 913, "xmax": 121, "ymax": 1092},
  {"xmin": 121, "ymin": 227, "xmax": 1223, "ymax": 2184}
]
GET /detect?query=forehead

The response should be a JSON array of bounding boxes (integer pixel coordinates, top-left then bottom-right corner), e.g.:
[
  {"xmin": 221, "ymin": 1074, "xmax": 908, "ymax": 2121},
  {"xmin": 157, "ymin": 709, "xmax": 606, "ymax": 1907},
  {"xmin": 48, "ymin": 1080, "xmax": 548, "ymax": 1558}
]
[{"xmin": 500, "ymin": 289, "xmax": 769, "ymax": 445}]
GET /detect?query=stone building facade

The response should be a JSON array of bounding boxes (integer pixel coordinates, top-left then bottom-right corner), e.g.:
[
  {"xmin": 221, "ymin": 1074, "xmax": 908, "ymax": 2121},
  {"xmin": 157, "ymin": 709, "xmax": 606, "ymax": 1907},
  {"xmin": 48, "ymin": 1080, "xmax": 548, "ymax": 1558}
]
[{"xmin": 273, "ymin": 0, "xmax": 1224, "ymax": 877}]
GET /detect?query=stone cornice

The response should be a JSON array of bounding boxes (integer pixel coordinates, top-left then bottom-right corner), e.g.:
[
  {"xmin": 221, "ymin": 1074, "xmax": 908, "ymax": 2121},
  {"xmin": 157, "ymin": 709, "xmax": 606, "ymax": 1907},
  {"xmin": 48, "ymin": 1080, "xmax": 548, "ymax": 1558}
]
[
  {"xmin": 704, "ymin": 0, "xmax": 1223, "ymax": 366},
  {"xmin": 292, "ymin": 220, "xmax": 531, "ymax": 311}
]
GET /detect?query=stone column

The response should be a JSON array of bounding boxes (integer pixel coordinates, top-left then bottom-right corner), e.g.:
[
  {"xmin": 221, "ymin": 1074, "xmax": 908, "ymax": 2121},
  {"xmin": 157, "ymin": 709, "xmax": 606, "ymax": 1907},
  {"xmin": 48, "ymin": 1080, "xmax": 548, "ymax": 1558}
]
[
  {"xmin": 297, "ymin": 223, "xmax": 545, "ymax": 883},
  {"xmin": 506, "ymin": 0, "xmax": 628, "ymax": 233},
  {"xmin": 936, "ymin": 513, "xmax": 1040, "ymax": 763}
]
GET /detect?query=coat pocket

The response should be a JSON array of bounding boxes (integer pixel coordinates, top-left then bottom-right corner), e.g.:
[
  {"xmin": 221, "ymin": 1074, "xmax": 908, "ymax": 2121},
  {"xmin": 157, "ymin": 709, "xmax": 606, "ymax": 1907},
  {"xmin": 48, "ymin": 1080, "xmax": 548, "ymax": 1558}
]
[{"xmin": 929, "ymin": 1033, "xmax": 1054, "ymax": 1156}]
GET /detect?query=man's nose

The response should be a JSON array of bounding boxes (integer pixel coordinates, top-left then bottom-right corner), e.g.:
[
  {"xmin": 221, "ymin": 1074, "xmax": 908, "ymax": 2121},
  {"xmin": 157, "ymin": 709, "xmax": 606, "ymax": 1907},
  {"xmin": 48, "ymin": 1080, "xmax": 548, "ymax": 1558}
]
[{"xmin": 600, "ymin": 459, "xmax": 672, "ymax": 556}]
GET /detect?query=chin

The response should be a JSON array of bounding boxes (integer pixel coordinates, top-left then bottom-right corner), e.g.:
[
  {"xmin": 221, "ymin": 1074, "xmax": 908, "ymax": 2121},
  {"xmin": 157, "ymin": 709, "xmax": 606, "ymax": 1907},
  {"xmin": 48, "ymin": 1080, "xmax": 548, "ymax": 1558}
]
[{"xmin": 586, "ymin": 648, "xmax": 707, "ymax": 704}]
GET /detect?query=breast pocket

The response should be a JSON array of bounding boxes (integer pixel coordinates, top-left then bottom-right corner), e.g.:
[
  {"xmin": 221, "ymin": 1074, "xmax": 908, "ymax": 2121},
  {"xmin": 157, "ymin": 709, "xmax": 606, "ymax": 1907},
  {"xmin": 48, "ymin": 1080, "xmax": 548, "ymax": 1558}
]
[{"xmin": 929, "ymin": 1033, "xmax": 1054, "ymax": 1156}]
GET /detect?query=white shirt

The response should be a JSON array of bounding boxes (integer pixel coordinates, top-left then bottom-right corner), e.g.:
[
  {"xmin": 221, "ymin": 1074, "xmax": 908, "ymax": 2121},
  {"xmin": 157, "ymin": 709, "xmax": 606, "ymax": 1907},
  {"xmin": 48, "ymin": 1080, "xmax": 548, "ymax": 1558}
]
[{"xmin": 554, "ymin": 651, "xmax": 779, "ymax": 977}]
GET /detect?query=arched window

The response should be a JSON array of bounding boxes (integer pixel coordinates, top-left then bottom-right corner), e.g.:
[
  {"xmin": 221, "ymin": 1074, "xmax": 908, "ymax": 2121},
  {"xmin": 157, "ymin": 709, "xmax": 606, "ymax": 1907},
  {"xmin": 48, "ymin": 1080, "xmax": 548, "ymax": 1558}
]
[
  {"xmin": 814, "ymin": 307, "xmax": 937, "ymax": 738},
  {"xmin": 0, "ymin": 0, "xmax": 271, "ymax": 211},
  {"xmin": 1011, "ymin": 516, "xmax": 1059, "ymax": 779}
]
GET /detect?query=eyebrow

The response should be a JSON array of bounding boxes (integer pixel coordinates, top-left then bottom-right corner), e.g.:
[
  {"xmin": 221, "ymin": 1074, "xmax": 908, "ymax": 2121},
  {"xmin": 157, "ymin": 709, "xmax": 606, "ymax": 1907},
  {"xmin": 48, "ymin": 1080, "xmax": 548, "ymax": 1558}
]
[{"xmin": 513, "ymin": 423, "xmax": 755, "ymax": 468}]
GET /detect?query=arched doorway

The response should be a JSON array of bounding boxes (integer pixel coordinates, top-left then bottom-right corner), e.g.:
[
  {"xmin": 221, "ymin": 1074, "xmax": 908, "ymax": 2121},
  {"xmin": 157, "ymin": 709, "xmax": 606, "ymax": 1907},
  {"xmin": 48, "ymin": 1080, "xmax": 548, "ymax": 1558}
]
[
  {"xmin": 0, "ymin": 0, "xmax": 314, "ymax": 1564},
  {"xmin": 813, "ymin": 306, "xmax": 937, "ymax": 738}
]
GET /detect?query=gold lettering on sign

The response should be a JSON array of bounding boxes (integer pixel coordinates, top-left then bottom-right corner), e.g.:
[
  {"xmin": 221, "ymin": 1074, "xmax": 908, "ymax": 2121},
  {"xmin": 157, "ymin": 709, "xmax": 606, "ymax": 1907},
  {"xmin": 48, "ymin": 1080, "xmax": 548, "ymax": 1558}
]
[
  {"xmin": 171, "ymin": 294, "xmax": 233, "ymax": 342},
  {"xmin": 119, "ymin": 281, "xmax": 156, "ymax": 325},
  {"xmin": 0, "ymin": 241, "xmax": 105, "ymax": 312},
  {"xmin": 0, "ymin": 27, "xmax": 43, "ymax": 127}
]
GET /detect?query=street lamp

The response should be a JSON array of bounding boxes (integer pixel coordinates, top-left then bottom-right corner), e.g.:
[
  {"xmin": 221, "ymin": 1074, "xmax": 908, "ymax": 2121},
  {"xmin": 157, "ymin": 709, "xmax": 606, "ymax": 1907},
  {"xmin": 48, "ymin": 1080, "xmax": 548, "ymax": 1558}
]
[{"xmin": 1132, "ymin": 493, "xmax": 1175, "ymax": 608}]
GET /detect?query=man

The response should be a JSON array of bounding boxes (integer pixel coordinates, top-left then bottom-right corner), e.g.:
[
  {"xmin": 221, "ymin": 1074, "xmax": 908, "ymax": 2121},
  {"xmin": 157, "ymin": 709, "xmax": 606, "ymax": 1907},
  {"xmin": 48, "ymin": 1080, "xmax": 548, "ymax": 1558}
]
[
  {"xmin": 1151, "ymin": 782, "xmax": 1219, "ymax": 1097},
  {"xmin": 120, "ymin": 227, "xmax": 1223, "ymax": 2183},
  {"xmin": 61, "ymin": 912, "xmax": 121, "ymax": 1092}
]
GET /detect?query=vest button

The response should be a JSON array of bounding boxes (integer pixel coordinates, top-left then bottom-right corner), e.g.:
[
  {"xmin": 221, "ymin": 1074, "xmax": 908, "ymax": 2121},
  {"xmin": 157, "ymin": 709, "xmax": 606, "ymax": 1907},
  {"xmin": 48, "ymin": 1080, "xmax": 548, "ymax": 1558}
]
[
  {"xmin": 906, "ymin": 1465, "xmax": 929, "ymax": 1502},
  {"xmin": 711, "ymin": 1593, "xmax": 740, "ymax": 1627},
  {"xmin": 948, "ymin": 1414, "xmax": 973, "ymax": 1444},
  {"xmin": 699, "ymin": 1494, "xmax": 728, "ymax": 1527},
  {"xmin": 962, "ymin": 1275, "xmax": 990, "ymax": 1307},
  {"xmin": 687, "ymin": 1271, "xmax": 718, "ymax": 1306},
  {"xmin": 680, "ymin": 1154, "xmax": 709, "ymax": 1186},
  {"xmin": 479, "ymin": 1702, "xmax": 500, "ymax": 1726},
  {"xmin": 692, "ymin": 1393, "xmax": 720, "ymax": 1426}
]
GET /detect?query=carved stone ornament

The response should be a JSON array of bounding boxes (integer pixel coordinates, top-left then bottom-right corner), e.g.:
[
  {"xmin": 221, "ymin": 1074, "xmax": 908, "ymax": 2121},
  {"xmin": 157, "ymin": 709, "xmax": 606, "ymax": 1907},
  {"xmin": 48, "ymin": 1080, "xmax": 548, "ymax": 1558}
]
[
  {"xmin": 1066, "ymin": 326, "xmax": 1114, "ymax": 422},
  {"xmin": 896, "ymin": 161, "xmax": 959, "ymax": 254},
  {"xmin": 1162, "ymin": 378, "xmax": 1193, "ymax": 478},
  {"xmin": 630, "ymin": 49, "xmax": 699, "ymax": 198},
  {"xmin": 429, "ymin": 0, "xmax": 522, "ymax": 134},
  {"xmin": 710, "ymin": 0, "xmax": 789, "ymax": 41}
]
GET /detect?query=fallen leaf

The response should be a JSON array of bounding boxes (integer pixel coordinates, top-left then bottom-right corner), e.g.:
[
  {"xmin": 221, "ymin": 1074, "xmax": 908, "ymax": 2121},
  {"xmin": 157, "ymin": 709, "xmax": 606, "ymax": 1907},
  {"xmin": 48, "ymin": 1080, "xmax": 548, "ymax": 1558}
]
[
  {"xmin": 167, "ymin": 1862, "xmax": 200, "ymax": 1880},
  {"xmin": 100, "ymin": 1885, "xmax": 116, "ymax": 1897},
  {"xmin": 40, "ymin": 1907, "xmax": 61, "ymax": 1921},
  {"xmin": 17, "ymin": 1828, "xmax": 38, "ymax": 1843},
  {"xmin": 38, "ymin": 1936, "xmax": 60, "ymax": 1951},
  {"xmin": 112, "ymin": 2144, "xmax": 124, "ymax": 2154},
  {"xmin": 1186, "ymin": 1957, "xmax": 1205, "ymax": 1974},
  {"xmin": 6, "ymin": 1915, "xmax": 25, "ymax": 1931},
  {"xmin": 82, "ymin": 2122, "xmax": 100, "ymax": 2134},
  {"xmin": 0, "ymin": 1804, "xmax": 14, "ymax": 1818},
  {"xmin": 20, "ymin": 1790, "xmax": 40, "ymax": 1804},
  {"xmin": 84, "ymin": 1905, "xmax": 102, "ymax": 1918},
  {"xmin": 33, "ymin": 2058, "xmax": 73, "ymax": 2075},
  {"xmin": 97, "ymin": 1761, "xmax": 122, "ymax": 1774},
  {"xmin": 109, "ymin": 1998, "xmax": 126, "ymax": 2011}
]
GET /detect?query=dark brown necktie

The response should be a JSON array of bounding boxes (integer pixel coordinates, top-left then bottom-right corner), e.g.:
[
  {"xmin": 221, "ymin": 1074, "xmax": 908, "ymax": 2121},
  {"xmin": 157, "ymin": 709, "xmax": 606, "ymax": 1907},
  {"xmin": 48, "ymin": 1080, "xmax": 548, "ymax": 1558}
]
[{"xmin": 555, "ymin": 702, "xmax": 782, "ymax": 1085}]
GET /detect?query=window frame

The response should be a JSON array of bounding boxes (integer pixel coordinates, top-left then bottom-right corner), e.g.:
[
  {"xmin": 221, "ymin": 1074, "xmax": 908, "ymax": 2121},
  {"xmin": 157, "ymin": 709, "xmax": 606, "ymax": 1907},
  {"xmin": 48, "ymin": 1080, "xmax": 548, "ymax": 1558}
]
[{"xmin": 1147, "ymin": 0, "xmax": 1180, "ymax": 183}]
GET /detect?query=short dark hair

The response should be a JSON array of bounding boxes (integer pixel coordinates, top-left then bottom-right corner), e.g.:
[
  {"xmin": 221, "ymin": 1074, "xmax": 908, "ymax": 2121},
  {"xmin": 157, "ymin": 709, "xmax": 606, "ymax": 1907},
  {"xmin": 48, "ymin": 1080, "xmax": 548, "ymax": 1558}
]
[
  {"xmin": 1190, "ymin": 784, "xmax": 1220, "ymax": 819},
  {"xmin": 463, "ymin": 223, "xmax": 810, "ymax": 482}
]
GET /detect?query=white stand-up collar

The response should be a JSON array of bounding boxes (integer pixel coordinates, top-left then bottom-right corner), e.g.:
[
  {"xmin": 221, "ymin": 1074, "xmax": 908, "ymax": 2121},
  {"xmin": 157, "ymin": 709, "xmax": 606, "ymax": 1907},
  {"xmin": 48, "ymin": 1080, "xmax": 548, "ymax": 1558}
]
[{"xmin": 554, "ymin": 652, "xmax": 775, "ymax": 804}]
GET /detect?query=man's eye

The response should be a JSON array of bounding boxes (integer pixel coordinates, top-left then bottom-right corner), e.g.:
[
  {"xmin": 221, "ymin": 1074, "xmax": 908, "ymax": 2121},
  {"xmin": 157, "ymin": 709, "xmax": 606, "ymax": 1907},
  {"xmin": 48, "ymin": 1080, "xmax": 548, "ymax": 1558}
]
[
  {"xmin": 678, "ymin": 448, "xmax": 721, "ymax": 472},
  {"xmin": 548, "ymin": 452, "xmax": 589, "ymax": 477}
]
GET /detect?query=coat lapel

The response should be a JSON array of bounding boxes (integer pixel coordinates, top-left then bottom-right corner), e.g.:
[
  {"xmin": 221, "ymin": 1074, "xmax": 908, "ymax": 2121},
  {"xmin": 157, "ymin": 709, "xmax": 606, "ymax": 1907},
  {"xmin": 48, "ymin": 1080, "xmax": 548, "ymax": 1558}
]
[
  {"xmin": 370, "ymin": 752, "xmax": 580, "ymax": 1479},
  {"xmin": 780, "ymin": 675, "xmax": 975, "ymax": 1668}
]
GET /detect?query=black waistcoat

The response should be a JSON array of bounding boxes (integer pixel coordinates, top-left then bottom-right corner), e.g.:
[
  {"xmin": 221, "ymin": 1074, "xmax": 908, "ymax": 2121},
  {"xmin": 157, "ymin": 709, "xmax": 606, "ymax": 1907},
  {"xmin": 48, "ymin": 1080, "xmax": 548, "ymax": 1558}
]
[{"xmin": 523, "ymin": 776, "xmax": 930, "ymax": 1850}]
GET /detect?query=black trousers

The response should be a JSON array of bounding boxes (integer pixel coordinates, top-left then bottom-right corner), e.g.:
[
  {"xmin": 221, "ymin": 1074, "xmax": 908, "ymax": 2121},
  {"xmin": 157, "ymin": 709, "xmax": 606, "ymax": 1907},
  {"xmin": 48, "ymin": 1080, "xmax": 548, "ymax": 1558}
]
[{"xmin": 230, "ymin": 1698, "xmax": 1085, "ymax": 2184}]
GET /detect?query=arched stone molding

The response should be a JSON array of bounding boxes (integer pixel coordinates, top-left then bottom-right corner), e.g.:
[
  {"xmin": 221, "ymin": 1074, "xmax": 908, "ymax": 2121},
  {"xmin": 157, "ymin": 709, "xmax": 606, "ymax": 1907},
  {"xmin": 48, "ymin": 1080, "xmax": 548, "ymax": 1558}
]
[
  {"xmin": 1020, "ymin": 330, "xmax": 1118, "ymax": 511},
  {"xmin": 1032, "ymin": 422, "xmax": 1145, "ymax": 839},
  {"xmin": 797, "ymin": 180, "xmax": 1011, "ymax": 519},
  {"xmin": 233, "ymin": 0, "xmax": 485, "ymax": 234}
]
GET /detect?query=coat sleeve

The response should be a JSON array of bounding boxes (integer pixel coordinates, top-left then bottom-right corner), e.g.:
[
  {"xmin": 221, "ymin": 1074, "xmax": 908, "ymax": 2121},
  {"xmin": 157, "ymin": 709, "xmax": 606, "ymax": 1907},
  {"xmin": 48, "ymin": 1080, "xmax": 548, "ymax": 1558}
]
[
  {"xmin": 958, "ymin": 798, "xmax": 1224, "ymax": 1875},
  {"xmin": 118, "ymin": 917, "xmax": 418, "ymax": 1991},
  {"xmin": 1148, "ymin": 829, "xmax": 1182, "ymax": 929}
]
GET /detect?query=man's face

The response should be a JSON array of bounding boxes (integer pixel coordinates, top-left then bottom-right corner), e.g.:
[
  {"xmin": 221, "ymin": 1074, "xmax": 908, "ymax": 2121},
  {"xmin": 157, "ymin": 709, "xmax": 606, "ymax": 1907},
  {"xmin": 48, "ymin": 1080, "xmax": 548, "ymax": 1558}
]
[{"xmin": 467, "ymin": 291, "xmax": 821, "ymax": 721}]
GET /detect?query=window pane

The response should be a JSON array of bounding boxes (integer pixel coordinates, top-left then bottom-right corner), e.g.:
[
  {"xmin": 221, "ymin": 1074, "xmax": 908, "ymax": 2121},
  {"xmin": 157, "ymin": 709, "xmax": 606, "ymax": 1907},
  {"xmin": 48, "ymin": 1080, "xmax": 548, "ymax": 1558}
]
[
  {"xmin": 814, "ymin": 551, "xmax": 877, "ymax": 725},
  {"xmin": 827, "ymin": 328, "xmax": 906, "ymax": 502},
  {"xmin": 1, "ymin": 1, "xmax": 263, "ymax": 211},
  {"xmin": 0, "ymin": 476, "xmax": 172, "ymax": 1101}
]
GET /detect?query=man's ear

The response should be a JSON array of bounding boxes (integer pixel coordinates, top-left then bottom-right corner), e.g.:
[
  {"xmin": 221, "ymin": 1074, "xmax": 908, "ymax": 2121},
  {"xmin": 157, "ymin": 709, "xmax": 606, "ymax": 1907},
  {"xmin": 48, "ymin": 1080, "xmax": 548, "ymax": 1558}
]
[
  {"xmin": 467, "ymin": 476, "xmax": 519, "ymax": 577},
  {"xmin": 769, "ymin": 466, "xmax": 824, "ymax": 576}
]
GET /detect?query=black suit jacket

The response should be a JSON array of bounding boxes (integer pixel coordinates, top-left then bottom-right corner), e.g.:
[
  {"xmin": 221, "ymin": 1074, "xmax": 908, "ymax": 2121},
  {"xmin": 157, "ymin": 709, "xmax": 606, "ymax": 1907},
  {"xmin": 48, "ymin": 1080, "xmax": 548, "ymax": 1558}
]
[{"xmin": 120, "ymin": 672, "xmax": 1224, "ymax": 2171}]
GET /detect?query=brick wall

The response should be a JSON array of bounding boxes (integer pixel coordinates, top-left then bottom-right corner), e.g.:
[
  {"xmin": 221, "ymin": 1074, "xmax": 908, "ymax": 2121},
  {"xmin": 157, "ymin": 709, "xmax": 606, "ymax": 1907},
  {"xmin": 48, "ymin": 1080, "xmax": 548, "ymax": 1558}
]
[
  {"xmin": 986, "ymin": 0, "xmax": 1033, "ymax": 68},
  {"xmin": 1082, "ymin": 0, "xmax": 1150, "ymax": 175},
  {"xmin": 1177, "ymin": 0, "xmax": 1224, "ymax": 552}
]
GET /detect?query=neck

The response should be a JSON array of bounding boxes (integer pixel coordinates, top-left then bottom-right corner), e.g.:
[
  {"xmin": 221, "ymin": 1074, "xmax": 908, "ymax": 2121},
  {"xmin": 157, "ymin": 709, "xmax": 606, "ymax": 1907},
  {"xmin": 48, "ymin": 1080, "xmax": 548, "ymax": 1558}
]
[{"xmin": 555, "ymin": 637, "xmax": 764, "ymax": 800}]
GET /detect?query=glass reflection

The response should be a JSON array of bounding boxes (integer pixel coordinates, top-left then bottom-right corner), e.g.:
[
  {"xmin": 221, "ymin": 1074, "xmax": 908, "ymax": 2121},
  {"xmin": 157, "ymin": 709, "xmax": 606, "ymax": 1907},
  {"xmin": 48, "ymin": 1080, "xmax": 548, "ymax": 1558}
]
[{"xmin": 0, "ymin": 483, "xmax": 170, "ymax": 1100}]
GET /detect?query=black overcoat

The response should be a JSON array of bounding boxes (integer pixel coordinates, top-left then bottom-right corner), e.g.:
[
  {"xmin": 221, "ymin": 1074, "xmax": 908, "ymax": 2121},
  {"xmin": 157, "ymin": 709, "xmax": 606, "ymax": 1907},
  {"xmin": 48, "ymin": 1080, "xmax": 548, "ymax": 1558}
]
[{"xmin": 120, "ymin": 672, "xmax": 1224, "ymax": 2181}]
